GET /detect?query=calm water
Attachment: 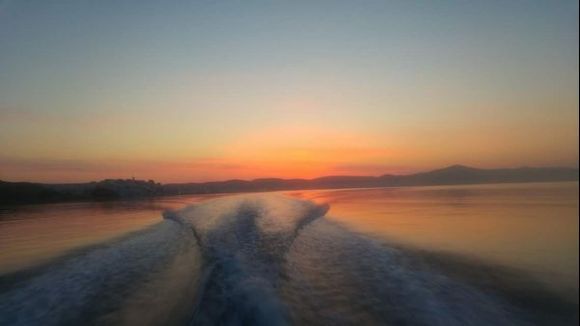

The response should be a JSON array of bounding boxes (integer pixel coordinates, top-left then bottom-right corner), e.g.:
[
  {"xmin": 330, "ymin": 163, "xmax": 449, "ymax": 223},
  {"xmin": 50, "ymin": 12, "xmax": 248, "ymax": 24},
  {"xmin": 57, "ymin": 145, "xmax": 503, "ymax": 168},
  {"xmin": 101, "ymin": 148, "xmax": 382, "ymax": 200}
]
[
  {"xmin": 0, "ymin": 182, "xmax": 577, "ymax": 325},
  {"xmin": 289, "ymin": 182, "xmax": 580, "ymax": 294},
  {"xmin": 0, "ymin": 194, "xmax": 226, "ymax": 275}
]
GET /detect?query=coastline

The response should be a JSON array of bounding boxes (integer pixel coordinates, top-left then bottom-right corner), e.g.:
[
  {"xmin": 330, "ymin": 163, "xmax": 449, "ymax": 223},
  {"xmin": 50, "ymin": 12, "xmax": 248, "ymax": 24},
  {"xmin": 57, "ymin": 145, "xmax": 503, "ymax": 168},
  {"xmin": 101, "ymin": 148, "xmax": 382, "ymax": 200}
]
[{"xmin": 1, "ymin": 165, "xmax": 578, "ymax": 205}]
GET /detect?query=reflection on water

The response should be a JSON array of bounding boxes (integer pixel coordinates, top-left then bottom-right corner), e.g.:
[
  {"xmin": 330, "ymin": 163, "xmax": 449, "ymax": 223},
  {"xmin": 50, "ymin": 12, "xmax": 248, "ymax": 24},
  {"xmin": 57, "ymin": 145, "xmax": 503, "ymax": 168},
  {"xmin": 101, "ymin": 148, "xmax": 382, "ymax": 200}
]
[
  {"xmin": 0, "ymin": 184, "xmax": 577, "ymax": 325},
  {"xmin": 1, "ymin": 182, "xmax": 577, "ymax": 297},
  {"xmin": 0, "ymin": 194, "xmax": 224, "ymax": 275},
  {"xmin": 286, "ymin": 182, "xmax": 579, "ymax": 295}
]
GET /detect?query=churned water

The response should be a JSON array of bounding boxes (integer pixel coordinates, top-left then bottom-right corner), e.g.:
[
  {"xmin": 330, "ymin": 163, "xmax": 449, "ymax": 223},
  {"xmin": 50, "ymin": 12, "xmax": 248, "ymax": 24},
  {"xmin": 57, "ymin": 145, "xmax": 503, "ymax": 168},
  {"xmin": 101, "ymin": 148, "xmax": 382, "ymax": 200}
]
[{"xmin": 0, "ymin": 183, "xmax": 577, "ymax": 325}]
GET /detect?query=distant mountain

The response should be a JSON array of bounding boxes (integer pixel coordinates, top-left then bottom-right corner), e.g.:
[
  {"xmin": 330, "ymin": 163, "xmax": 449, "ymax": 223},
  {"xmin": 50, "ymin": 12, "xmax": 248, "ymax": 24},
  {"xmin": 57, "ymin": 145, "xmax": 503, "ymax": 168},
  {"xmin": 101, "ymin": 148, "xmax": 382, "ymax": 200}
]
[
  {"xmin": 382, "ymin": 165, "xmax": 580, "ymax": 186},
  {"xmin": 163, "ymin": 165, "xmax": 579, "ymax": 195},
  {"xmin": 0, "ymin": 179, "xmax": 163, "ymax": 204},
  {"xmin": 1, "ymin": 165, "xmax": 577, "ymax": 204}
]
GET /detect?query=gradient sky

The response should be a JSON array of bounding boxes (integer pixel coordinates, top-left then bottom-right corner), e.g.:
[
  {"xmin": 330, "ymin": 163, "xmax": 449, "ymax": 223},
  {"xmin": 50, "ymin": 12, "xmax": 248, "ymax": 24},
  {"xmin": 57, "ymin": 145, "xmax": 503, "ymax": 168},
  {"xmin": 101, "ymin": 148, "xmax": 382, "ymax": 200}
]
[{"xmin": 0, "ymin": 0, "xmax": 578, "ymax": 183}]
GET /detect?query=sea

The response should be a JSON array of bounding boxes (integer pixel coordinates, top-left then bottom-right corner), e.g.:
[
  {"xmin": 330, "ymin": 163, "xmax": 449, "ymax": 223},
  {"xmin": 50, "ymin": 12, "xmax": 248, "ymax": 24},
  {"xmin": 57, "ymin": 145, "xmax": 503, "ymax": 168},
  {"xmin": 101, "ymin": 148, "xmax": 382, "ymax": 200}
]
[{"xmin": 0, "ymin": 182, "xmax": 577, "ymax": 325}]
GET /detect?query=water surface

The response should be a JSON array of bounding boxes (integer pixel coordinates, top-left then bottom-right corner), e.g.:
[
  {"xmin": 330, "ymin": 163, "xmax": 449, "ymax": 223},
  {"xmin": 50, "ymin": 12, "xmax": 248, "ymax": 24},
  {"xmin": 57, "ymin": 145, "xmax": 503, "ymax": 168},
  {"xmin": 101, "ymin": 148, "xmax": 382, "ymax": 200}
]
[
  {"xmin": 0, "ymin": 194, "xmax": 224, "ymax": 275},
  {"xmin": 288, "ymin": 182, "xmax": 579, "ymax": 295},
  {"xmin": 0, "ymin": 182, "xmax": 577, "ymax": 325}
]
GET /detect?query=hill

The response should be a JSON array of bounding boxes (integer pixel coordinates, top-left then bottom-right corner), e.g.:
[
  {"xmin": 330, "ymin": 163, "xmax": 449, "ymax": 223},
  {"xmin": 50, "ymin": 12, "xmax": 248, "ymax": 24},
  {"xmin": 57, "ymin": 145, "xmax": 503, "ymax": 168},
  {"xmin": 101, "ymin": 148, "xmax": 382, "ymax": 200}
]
[
  {"xmin": 163, "ymin": 165, "xmax": 579, "ymax": 195},
  {"xmin": 1, "ymin": 165, "xmax": 577, "ymax": 203}
]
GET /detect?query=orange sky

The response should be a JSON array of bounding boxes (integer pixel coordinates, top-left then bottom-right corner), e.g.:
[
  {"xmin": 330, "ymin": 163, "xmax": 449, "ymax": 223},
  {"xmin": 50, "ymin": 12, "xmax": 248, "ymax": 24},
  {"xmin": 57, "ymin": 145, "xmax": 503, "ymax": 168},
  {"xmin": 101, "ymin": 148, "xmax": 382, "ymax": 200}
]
[
  {"xmin": 0, "ymin": 1, "xmax": 578, "ymax": 183},
  {"xmin": 1, "ymin": 120, "xmax": 577, "ymax": 183}
]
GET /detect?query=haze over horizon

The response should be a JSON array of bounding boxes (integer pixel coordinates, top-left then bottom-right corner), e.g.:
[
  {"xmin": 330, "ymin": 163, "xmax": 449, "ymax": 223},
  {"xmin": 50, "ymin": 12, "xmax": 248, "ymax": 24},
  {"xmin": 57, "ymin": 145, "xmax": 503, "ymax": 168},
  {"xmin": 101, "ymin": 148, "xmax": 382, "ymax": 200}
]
[
  {"xmin": 1, "ymin": 163, "xmax": 579, "ymax": 185},
  {"xmin": 1, "ymin": 0, "xmax": 578, "ymax": 183}
]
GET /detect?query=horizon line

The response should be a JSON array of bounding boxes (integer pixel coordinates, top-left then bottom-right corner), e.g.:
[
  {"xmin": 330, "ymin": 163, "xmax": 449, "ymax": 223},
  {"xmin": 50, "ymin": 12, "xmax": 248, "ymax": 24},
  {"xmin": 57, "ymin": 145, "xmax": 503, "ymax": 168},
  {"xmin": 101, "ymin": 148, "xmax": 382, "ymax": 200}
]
[{"xmin": 2, "ymin": 164, "xmax": 578, "ymax": 186}]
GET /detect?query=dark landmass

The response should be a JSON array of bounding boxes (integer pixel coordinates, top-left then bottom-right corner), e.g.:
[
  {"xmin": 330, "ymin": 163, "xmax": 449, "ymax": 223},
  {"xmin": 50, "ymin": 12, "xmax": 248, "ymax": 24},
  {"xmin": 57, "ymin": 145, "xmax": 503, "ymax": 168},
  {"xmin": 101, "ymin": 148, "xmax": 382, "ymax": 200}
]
[
  {"xmin": 0, "ymin": 179, "xmax": 163, "ymax": 204},
  {"xmin": 1, "ymin": 165, "xmax": 578, "ymax": 204},
  {"xmin": 164, "ymin": 165, "xmax": 579, "ymax": 195}
]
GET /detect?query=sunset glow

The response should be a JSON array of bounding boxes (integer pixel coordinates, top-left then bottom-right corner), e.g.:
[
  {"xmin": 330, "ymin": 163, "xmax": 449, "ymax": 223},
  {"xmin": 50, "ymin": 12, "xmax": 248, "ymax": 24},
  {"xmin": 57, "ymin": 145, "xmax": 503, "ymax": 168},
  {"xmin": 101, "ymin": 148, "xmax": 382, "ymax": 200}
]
[
  {"xmin": 0, "ymin": 1, "xmax": 578, "ymax": 183},
  {"xmin": 0, "ymin": 2, "xmax": 578, "ymax": 324}
]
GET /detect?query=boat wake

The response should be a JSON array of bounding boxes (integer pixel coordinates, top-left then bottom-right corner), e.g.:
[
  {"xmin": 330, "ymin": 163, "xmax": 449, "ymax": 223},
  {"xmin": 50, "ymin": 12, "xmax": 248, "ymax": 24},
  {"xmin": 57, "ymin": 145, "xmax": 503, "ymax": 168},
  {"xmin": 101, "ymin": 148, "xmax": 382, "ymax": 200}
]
[{"xmin": 0, "ymin": 194, "xmax": 577, "ymax": 325}]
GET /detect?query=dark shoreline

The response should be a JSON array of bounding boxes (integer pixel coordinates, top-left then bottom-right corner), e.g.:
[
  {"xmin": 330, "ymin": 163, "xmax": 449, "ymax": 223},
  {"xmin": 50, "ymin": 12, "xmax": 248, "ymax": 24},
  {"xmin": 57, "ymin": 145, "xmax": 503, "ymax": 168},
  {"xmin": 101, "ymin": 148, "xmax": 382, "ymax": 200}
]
[{"xmin": 1, "ymin": 165, "xmax": 578, "ymax": 205}]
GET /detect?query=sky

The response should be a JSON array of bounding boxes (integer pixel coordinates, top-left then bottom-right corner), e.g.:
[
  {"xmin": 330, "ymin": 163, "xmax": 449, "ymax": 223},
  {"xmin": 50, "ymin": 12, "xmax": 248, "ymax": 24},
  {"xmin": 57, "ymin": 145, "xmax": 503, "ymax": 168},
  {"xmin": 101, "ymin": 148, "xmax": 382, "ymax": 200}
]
[{"xmin": 0, "ymin": 0, "xmax": 578, "ymax": 183}]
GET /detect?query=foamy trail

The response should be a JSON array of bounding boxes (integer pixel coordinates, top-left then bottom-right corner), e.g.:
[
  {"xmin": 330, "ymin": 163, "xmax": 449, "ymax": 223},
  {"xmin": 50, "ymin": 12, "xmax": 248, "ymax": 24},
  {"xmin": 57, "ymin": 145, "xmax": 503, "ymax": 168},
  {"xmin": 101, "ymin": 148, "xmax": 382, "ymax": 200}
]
[
  {"xmin": 166, "ymin": 194, "xmax": 329, "ymax": 325},
  {"xmin": 171, "ymin": 194, "xmax": 576, "ymax": 325},
  {"xmin": 0, "ymin": 220, "xmax": 198, "ymax": 325},
  {"xmin": 0, "ymin": 194, "xmax": 576, "ymax": 325}
]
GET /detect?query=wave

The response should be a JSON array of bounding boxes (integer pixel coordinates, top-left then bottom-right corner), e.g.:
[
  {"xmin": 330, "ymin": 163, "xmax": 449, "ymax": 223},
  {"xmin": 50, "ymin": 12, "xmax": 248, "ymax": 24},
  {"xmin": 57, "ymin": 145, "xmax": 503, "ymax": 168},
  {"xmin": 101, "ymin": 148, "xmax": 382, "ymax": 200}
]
[
  {"xmin": 1, "ymin": 194, "xmax": 576, "ymax": 325},
  {"xmin": 165, "ymin": 195, "xmax": 329, "ymax": 325},
  {"xmin": 0, "ymin": 220, "xmax": 199, "ymax": 325}
]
